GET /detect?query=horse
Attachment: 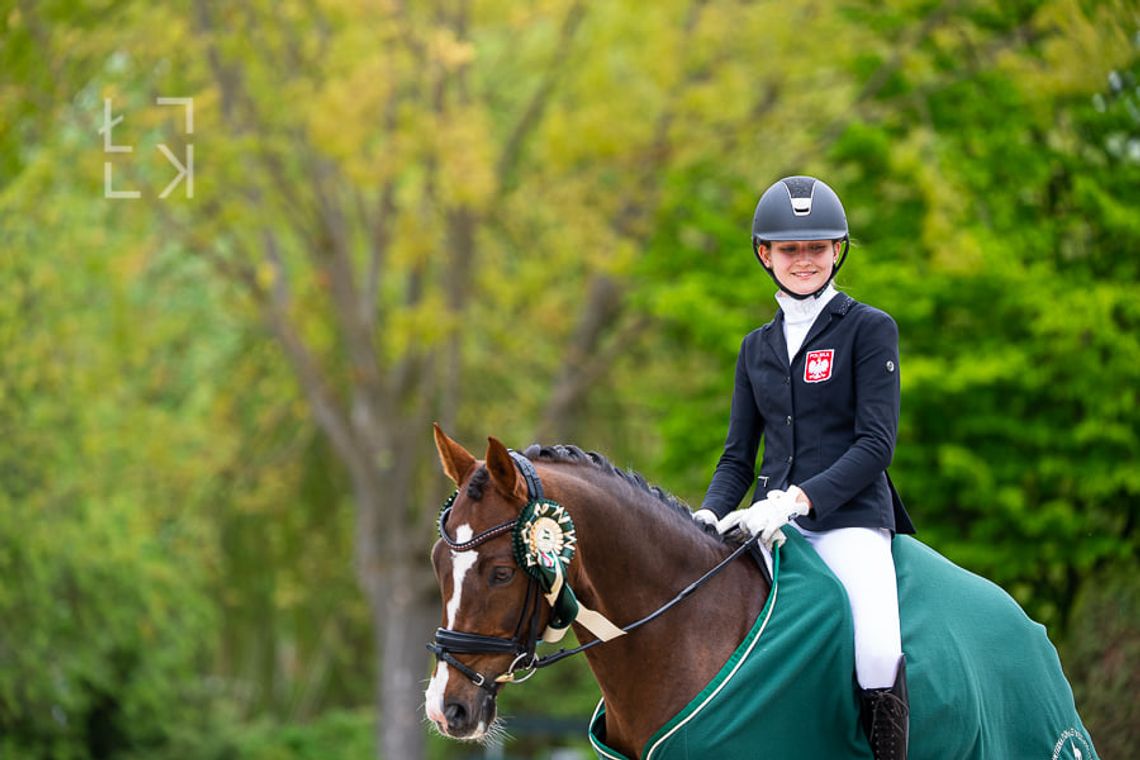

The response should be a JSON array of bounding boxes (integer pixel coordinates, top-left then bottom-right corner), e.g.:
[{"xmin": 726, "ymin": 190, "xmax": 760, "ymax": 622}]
[{"xmin": 423, "ymin": 426, "xmax": 1097, "ymax": 760}]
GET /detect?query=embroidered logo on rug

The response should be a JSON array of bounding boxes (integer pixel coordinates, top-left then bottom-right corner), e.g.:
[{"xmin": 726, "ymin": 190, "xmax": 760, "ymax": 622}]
[
  {"xmin": 1050, "ymin": 727, "xmax": 1093, "ymax": 760},
  {"xmin": 804, "ymin": 349, "xmax": 834, "ymax": 383}
]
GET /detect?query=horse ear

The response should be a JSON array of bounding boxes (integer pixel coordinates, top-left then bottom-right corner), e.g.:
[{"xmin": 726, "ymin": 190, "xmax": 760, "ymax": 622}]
[
  {"xmin": 434, "ymin": 423, "xmax": 477, "ymax": 485},
  {"xmin": 485, "ymin": 436, "xmax": 527, "ymax": 503}
]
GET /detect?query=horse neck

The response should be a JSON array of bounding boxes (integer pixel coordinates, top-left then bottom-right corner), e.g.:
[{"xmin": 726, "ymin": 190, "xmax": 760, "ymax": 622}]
[
  {"xmin": 570, "ymin": 481, "xmax": 732, "ymax": 608},
  {"xmin": 547, "ymin": 467, "xmax": 768, "ymax": 756}
]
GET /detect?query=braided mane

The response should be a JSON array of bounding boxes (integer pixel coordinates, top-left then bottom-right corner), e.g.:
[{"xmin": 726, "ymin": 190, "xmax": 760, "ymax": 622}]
[
  {"xmin": 521, "ymin": 444, "xmax": 695, "ymax": 522},
  {"xmin": 459, "ymin": 442, "xmax": 725, "ymax": 543}
]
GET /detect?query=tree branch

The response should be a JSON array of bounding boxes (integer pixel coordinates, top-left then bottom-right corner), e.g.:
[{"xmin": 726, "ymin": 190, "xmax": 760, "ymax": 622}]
[
  {"xmin": 538, "ymin": 0, "xmax": 711, "ymax": 437},
  {"xmin": 190, "ymin": 0, "xmax": 366, "ymax": 474},
  {"xmin": 536, "ymin": 305, "xmax": 651, "ymax": 443},
  {"xmin": 812, "ymin": 0, "xmax": 964, "ymax": 156},
  {"xmin": 495, "ymin": 0, "xmax": 587, "ymax": 193},
  {"xmin": 354, "ymin": 185, "xmax": 392, "ymax": 329},
  {"xmin": 260, "ymin": 229, "xmax": 363, "ymax": 473}
]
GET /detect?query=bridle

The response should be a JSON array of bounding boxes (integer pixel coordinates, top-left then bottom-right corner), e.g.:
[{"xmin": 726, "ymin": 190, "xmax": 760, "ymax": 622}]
[
  {"xmin": 428, "ymin": 451, "xmax": 552, "ymax": 694},
  {"xmin": 427, "ymin": 451, "xmax": 760, "ymax": 696}
]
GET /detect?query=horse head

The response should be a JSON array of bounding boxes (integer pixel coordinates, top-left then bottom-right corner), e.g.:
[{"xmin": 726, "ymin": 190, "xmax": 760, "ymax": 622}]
[{"xmin": 424, "ymin": 424, "xmax": 552, "ymax": 741}]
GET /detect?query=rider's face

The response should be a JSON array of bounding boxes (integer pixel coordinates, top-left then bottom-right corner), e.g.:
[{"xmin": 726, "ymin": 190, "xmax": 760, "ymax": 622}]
[{"xmin": 757, "ymin": 240, "xmax": 840, "ymax": 296}]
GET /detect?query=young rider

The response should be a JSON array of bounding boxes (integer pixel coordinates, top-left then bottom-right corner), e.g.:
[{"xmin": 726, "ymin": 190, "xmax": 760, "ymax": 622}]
[{"xmin": 691, "ymin": 176, "xmax": 915, "ymax": 759}]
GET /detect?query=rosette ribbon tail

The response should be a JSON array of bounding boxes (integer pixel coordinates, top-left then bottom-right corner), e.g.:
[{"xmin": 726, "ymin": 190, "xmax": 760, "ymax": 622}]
[{"xmin": 540, "ymin": 556, "xmax": 626, "ymax": 643}]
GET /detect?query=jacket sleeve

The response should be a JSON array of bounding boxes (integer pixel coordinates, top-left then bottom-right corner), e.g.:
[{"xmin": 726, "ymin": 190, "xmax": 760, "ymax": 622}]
[
  {"xmin": 701, "ymin": 338, "xmax": 764, "ymax": 518},
  {"xmin": 799, "ymin": 311, "xmax": 900, "ymax": 519}
]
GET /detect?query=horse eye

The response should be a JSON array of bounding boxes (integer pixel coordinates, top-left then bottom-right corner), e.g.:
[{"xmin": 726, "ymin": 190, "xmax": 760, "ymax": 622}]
[{"xmin": 490, "ymin": 566, "xmax": 515, "ymax": 586}]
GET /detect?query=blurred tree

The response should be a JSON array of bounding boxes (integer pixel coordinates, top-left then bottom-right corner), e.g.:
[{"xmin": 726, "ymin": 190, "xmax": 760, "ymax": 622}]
[
  {"xmin": 0, "ymin": 156, "xmax": 221, "ymax": 755},
  {"xmin": 3, "ymin": 0, "xmax": 1139, "ymax": 756}
]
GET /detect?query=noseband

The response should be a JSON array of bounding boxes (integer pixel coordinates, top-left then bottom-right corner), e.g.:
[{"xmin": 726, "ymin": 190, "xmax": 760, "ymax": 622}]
[
  {"xmin": 427, "ymin": 451, "xmax": 762, "ymax": 696},
  {"xmin": 428, "ymin": 451, "xmax": 549, "ymax": 694}
]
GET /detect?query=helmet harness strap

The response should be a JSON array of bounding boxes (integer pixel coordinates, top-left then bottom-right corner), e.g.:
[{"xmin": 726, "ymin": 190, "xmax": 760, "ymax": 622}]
[{"xmin": 753, "ymin": 236, "xmax": 850, "ymax": 301}]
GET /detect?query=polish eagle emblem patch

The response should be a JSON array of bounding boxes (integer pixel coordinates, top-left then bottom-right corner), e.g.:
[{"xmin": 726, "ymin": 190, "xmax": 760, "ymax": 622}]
[{"xmin": 804, "ymin": 349, "xmax": 834, "ymax": 383}]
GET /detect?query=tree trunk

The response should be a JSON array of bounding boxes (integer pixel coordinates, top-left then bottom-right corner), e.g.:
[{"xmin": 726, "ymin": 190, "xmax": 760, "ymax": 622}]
[
  {"xmin": 374, "ymin": 560, "xmax": 437, "ymax": 760},
  {"xmin": 350, "ymin": 432, "xmax": 438, "ymax": 760}
]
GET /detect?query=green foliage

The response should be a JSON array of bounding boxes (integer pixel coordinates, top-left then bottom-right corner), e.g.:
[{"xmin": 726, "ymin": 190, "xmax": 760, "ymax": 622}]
[
  {"xmin": 114, "ymin": 707, "xmax": 378, "ymax": 760},
  {"xmin": 0, "ymin": 189, "xmax": 220, "ymax": 756},
  {"xmin": 217, "ymin": 709, "xmax": 376, "ymax": 760},
  {"xmin": 0, "ymin": 491, "xmax": 215, "ymax": 759}
]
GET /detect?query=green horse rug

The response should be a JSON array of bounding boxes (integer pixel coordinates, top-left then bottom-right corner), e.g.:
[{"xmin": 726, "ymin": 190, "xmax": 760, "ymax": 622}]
[{"xmin": 588, "ymin": 531, "xmax": 1097, "ymax": 760}]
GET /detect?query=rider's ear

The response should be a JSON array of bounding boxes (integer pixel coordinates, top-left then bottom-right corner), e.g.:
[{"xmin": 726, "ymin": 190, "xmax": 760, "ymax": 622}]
[
  {"xmin": 434, "ymin": 422, "xmax": 477, "ymax": 485},
  {"xmin": 485, "ymin": 437, "xmax": 527, "ymax": 503},
  {"xmin": 756, "ymin": 244, "xmax": 771, "ymax": 268}
]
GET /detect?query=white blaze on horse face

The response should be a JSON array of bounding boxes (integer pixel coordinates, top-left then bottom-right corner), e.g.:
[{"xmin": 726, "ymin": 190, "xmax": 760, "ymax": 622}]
[
  {"xmin": 446, "ymin": 526, "xmax": 478, "ymax": 628},
  {"xmin": 425, "ymin": 524, "xmax": 477, "ymax": 730}
]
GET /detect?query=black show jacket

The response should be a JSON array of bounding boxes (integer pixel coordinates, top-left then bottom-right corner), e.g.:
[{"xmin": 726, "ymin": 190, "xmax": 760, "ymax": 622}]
[{"xmin": 702, "ymin": 292, "xmax": 915, "ymax": 534}]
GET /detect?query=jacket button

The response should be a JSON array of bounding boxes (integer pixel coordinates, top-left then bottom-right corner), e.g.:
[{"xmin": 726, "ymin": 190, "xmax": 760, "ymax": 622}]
[
  {"xmin": 784, "ymin": 376, "xmax": 790, "ymax": 385},
  {"xmin": 785, "ymin": 416, "xmax": 792, "ymax": 425},
  {"xmin": 787, "ymin": 455, "xmax": 794, "ymax": 463}
]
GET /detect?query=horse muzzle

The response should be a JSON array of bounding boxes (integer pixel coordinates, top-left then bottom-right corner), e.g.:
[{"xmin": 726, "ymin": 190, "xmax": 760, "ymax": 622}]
[{"xmin": 425, "ymin": 679, "xmax": 497, "ymax": 740}]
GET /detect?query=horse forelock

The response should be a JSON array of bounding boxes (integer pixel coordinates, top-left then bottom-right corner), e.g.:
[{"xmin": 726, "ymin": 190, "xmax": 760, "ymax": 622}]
[{"xmin": 465, "ymin": 467, "xmax": 490, "ymax": 500}]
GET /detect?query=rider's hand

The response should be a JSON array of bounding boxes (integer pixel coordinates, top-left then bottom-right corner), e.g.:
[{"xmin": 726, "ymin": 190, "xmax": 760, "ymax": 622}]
[
  {"xmin": 715, "ymin": 488, "xmax": 811, "ymax": 549},
  {"xmin": 691, "ymin": 509, "xmax": 719, "ymax": 529}
]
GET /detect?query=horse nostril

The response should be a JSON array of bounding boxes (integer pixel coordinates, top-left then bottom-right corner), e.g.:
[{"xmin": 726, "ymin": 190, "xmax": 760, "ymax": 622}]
[{"xmin": 444, "ymin": 700, "xmax": 468, "ymax": 729}]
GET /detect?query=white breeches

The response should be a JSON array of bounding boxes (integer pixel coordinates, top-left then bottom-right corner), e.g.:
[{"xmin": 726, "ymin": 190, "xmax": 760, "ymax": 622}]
[{"xmin": 792, "ymin": 524, "xmax": 902, "ymax": 689}]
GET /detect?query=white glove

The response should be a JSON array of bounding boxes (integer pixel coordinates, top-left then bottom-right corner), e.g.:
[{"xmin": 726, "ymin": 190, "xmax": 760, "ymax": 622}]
[
  {"xmin": 715, "ymin": 487, "xmax": 810, "ymax": 549},
  {"xmin": 692, "ymin": 509, "xmax": 718, "ymax": 528}
]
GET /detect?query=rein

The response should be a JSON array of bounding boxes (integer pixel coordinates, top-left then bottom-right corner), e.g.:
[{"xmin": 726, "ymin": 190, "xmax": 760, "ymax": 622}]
[
  {"xmin": 527, "ymin": 531, "xmax": 760, "ymax": 669},
  {"xmin": 427, "ymin": 452, "xmax": 759, "ymax": 694}
]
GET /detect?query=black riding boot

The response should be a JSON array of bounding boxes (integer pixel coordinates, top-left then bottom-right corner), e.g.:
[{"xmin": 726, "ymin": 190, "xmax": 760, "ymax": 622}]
[{"xmin": 859, "ymin": 656, "xmax": 909, "ymax": 760}]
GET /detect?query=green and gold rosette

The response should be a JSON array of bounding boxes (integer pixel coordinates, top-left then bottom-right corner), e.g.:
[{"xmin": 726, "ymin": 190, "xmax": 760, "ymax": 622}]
[{"xmin": 512, "ymin": 499, "xmax": 624, "ymax": 644}]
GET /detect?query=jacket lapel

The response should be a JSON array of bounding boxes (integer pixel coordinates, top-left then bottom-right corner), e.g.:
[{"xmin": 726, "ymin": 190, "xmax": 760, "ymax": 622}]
[
  {"xmin": 763, "ymin": 312, "xmax": 790, "ymax": 369},
  {"xmin": 793, "ymin": 293, "xmax": 853, "ymax": 364}
]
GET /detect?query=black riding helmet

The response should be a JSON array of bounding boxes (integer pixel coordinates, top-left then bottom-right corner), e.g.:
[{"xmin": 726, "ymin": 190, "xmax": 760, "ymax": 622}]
[{"xmin": 751, "ymin": 176, "xmax": 850, "ymax": 300}]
